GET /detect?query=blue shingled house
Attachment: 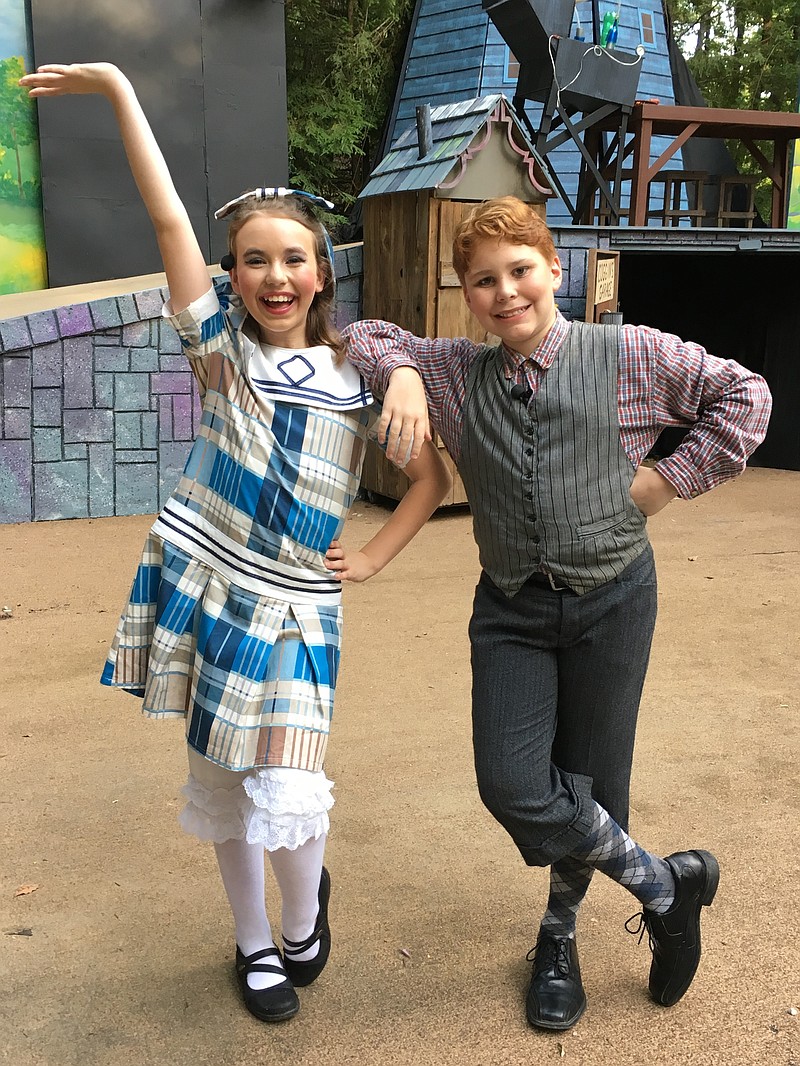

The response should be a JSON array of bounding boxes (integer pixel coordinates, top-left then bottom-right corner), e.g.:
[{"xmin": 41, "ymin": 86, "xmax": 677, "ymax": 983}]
[
  {"xmin": 385, "ymin": 0, "xmax": 684, "ymax": 226},
  {"xmin": 361, "ymin": 0, "xmax": 798, "ymax": 473}
]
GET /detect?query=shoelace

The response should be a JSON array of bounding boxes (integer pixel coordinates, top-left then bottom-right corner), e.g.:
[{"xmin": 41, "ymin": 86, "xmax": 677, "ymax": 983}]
[
  {"xmin": 624, "ymin": 910, "xmax": 656, "ymax": 951},
  {"xmin": 526, "ymin": 936, "xmax": 572, "ymax": 977}
]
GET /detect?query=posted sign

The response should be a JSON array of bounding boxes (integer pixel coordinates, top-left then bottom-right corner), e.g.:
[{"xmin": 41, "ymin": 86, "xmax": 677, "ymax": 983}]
[{"xmin": 585, "ymin": 249, "xmax": 620, "ymax": 322}]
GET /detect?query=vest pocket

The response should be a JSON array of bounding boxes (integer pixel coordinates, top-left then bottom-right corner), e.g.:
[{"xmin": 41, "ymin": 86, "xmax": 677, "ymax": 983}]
[{"xmin": 575, "ymin": 513, "xmax": 629, "ymax": 537}]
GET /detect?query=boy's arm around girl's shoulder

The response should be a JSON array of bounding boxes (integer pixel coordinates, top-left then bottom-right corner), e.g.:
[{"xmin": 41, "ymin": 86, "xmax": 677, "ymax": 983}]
[
  {"xmin": 343, "ymin": 319, "xmax": 482, "ymax": 409},
  {"xmin": 627, "ymin": 323, "xmax": 773, "ymax": 499}
]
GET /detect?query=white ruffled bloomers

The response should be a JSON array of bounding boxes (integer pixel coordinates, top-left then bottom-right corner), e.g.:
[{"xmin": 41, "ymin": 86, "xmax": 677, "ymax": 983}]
[{"xmin": 178, "ymin": 766, "xmax": 335, "ymax": 851}]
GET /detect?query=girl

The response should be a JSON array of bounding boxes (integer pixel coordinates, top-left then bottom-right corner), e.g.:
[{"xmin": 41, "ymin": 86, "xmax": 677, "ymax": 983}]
[{"xmin": 20, "ymin": 63, "xmax": 450, "ymax": 1024}]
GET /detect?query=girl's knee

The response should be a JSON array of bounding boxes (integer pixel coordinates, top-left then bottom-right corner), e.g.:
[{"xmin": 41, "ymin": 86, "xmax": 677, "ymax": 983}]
[{"xmin": 187, "ymin": 745, "xmax": 250, "ymax": 791}]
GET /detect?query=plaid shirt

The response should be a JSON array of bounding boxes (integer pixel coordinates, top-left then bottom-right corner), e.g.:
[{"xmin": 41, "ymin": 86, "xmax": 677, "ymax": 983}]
[
  {"xmin": 343, "ymin": 312, "xmax": 772, "ymax": 499},
  {"xmin": 152, "ymin": 284, "xmax": 376, "ymax": 604}
]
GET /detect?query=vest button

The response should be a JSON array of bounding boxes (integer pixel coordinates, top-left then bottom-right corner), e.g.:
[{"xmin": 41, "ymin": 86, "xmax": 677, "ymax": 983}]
[{"xmin": 532, "ymin": 533, "xmax": 540, "ymax": 542}]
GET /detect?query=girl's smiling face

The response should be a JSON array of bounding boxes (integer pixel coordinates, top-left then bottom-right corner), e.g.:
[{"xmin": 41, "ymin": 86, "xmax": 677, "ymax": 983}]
[
  {"xmin": 230, "ymin": 214, "xmax": 323, "ymax": 348},
  {"xmin": 462, "ymin": 239, "xmax": 562, "ymax": 356}
]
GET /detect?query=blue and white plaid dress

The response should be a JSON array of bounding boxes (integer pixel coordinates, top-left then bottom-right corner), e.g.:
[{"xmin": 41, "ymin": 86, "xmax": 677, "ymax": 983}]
[{"xmin": 102, "ymin": 283, "xmax": 377, "ymax": 773}]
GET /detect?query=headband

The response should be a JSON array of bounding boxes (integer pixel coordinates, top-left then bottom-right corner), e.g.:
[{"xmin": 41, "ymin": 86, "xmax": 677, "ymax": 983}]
[
  {"xmin": 216, "ymin": 187, "xmax": 336, "ymax": 287},
  {"xmin": 214, "ymin": 187, "xmax": 335, "ymax": 220}
]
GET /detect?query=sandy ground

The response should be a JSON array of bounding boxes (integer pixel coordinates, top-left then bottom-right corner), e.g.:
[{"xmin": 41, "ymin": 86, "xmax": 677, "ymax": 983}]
[{"xmin": 1, "ymin": 467, "xmax": 799, "ymax": 1066}]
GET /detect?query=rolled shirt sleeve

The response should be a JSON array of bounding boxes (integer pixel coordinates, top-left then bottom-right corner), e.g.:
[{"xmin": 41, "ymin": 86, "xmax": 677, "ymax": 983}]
[
  {"xmin": 621, "ymin": 325, "xmax": 773, "ymax": 499},
  {"xmin": 343, "ymin": 319, "xmax": 483, "ymax": 458}
]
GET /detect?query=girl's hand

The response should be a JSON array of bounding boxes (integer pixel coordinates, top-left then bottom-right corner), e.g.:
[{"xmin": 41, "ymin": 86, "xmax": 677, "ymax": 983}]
[
  {"xmin": 378, "ymin": 367, "xmax": 430, "ymax": 466},
  {"xmin": 630, "ymin": 465, "xmax": 678, "ymax": 516},
  {"xmin": 324, "ymin": 540, "xmax": 379, "ymax": 584},
  {"xmin": 19, "ymin": 62, "xmax": 125, "ymax": 98}
]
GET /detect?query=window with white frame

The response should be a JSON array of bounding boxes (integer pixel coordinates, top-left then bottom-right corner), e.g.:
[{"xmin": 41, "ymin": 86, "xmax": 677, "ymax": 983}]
[
  {"xmin": 638, "ymin": 10, "xmax": 657, "ymax": 47},
  {"xmin": 504, "ymin": 47, "xmax": 520, "ymax": 82}
]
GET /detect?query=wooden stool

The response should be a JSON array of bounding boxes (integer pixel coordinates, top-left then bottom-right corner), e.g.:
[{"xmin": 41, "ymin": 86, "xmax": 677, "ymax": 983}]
[
  {"xmin": 594, "ymin": 204, "xmax": 630, "ymax": 226},
  {"xmin": 647, "ymin": 171, "xmax": 707, "ymax": 226},
  {"xmin": 716, "ymin": 175, "xmax": 759, "ymax": 227}
]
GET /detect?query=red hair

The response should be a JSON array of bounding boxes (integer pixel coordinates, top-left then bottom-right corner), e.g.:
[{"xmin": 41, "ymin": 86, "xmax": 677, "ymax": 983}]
[{"xmin": 453, "ymin": 197, "xmax": 556, "ymax": 282}]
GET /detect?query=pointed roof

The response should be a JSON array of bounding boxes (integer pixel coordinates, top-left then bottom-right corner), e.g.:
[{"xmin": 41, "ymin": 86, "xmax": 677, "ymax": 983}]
[{"xmin": 360, "ymin": 94, "xmax": 552, "ymax": 199}]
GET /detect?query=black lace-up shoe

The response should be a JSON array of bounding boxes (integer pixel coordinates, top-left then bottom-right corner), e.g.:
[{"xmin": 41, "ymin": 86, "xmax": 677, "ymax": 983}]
[
  {"xmin": 627, "ymin": 849, "xmax": 720, "ymax": 1007},
  {"xmin": 525, "ymin": 933, "xmax": 587, "ymax": 1030}
]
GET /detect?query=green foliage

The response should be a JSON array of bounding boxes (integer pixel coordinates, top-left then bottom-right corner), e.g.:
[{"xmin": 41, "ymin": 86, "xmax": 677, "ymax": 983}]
[
  {"xmin": 669, "ymin": 0, "xmax": 800, "ymax": 112},
  {"xmin": 285, "ymin": 0, "xmax": 415, "ymax": 225},
  {"xmin": 668, "ymin": 0, "xmax": 800, "ymax": 219},
  {"xmin": 0, "ymin": 55, "xmax": 40, "ymax": 200}
]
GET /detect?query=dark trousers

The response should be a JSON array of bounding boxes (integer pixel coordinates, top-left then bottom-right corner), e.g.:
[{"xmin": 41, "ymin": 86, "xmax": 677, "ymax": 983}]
[{"xmin": 469, "ymin": 546, "xmax": 658, "ymax": 867}]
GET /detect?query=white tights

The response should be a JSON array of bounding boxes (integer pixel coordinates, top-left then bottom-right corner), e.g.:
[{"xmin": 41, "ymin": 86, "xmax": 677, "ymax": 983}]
[{"xmin": 182, "ymin": 748, "xmax": 331, "ymax": 990}]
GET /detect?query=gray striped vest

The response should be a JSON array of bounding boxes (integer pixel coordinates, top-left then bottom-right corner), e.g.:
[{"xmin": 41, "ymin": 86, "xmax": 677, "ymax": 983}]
[{"xmin": 458, "ymin": 321, "xmax": 649, "ymax": 596}]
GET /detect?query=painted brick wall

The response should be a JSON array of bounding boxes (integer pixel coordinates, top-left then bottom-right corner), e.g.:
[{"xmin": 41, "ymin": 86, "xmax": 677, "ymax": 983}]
[
  {"xmin": 0, "ymin": 244, "xmax": 363, "ymax": 524},
  {"xmin": 0, "ymin": 233, "xmax": 612, "ymax": 524}
]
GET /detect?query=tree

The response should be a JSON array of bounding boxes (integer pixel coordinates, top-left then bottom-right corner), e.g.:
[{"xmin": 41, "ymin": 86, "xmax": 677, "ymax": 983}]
[
  {"xmin": 668, "ymin": 0, "xmax": 800, "ymax": 113},
  {"xmin": 284, "ymin": 0, "xmax": 415, "ymax": 225},
  {"xmin": 667, "ymin": 0, "xmax": 800, "ymax": 219},
  {"xmin": 0, "ymin": 56, "xmax": 39, "ymax": 201}
]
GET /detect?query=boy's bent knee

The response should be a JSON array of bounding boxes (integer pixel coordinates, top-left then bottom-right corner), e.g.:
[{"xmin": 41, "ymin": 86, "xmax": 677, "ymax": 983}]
[{"xmin": 476, "ymin": 766, "xmax": 597, "ymax": 867}]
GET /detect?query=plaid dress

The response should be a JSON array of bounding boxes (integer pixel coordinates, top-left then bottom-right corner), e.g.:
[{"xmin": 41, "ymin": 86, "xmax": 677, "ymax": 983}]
[{"xmin": 102, "ymin": 283, "xmax": 376, "ymax": 773}]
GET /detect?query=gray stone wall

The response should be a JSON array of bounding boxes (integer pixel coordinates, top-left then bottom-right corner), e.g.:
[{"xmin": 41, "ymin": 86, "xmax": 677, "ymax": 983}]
[
  {"xmin": 0, "ymin": 229, "xmax": 603, "ymax": 524},
  {"xmin": 0, "ymin": 245, "xmax": 363, "ymax": 524}
]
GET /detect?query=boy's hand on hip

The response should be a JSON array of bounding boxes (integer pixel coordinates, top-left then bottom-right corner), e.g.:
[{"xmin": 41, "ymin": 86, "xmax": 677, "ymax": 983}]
[
  {"xmin": 630, "ymin": 466, "xmax": 678, "ymax": 517},
  {"xmin": 378, "ymin": 367, "xmax": 430, "ymax": 465},
  {"xmin": 324, "ymin": 540, "xmax": 379, "ymax": 584}
]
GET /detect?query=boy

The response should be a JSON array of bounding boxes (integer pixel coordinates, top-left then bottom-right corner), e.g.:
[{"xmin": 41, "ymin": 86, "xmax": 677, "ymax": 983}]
[{"xmin": 343, "ymin": 197, "xmax": 771, "ymax": 1029}]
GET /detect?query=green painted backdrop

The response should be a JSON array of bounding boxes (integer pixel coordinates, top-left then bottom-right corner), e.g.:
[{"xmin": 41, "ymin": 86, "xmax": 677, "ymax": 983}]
[
  {"xmin": 0, "ymin": 2, "xmax": 47, "ymax": 293},
  {"xmin": 788, "ymin": 83, "xmax": 800, "ymax": 231}
]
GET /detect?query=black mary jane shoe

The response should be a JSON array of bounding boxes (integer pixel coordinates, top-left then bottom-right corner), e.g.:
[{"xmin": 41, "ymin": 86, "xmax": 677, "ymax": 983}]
[
  {"xmin": 282, "ymin": 866, "xmax": 331, "ymax": 987},
  {"xmin": 235, "ymin": 945, "xmax": 299, "ymax": 1023},
  {"xmin": 627, "ymin": 848, "xmax": 719, "ymax": 1008},
  {"xmin": 526, "ymin": 933, "xmax": 587, "ymax": 1031}
]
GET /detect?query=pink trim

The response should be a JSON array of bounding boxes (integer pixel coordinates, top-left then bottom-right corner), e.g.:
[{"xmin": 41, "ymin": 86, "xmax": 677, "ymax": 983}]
[{"xmin": 436, "ymin": 100, "xmax": 554, "ymax": 196}]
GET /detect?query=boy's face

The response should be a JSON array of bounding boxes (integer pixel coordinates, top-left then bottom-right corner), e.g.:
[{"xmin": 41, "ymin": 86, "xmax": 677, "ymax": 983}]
[{"xmin": 461, "ymin": 239, "xmax": 562, "ymax": 357}]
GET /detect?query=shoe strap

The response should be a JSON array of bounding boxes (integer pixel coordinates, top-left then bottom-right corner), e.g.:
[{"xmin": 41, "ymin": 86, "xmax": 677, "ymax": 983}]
[
  {"xmin": 244, "ymin": 962, "xmax": 287, "ymax": 977},
  {"xmin": 238, "ymin": 945, "xmax": 287, "ymax": 976},
  {"xmin": 527, "ymin": 934, "xmax": 573, "ymax": 976},
  {"xmin": 283, "ymin": 927, "xmax": 320, "ymax": 955}
]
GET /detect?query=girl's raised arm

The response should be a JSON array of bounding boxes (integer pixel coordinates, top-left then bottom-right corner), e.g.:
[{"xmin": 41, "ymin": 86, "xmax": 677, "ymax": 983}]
[{"xmin": 20, "ymin": 63, "xmax": 210, "ymax": 312}]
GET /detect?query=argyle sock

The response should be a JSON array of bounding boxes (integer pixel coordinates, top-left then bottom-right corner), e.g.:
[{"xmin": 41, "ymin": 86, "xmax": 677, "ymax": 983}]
[
  {"xmin": 568, "ymin": 801, "xmax": 676, "ymax": 914},
  {"xmin": 214, "ymin": 838, "xmax": 284, "ymax": 991},
  {"xmin": 539, "ymin": 856, "xmax": 595, "ymax": 937},
  {"xmin": 269, "ymin": 832, "xmax": 327, "ymax": 963}
]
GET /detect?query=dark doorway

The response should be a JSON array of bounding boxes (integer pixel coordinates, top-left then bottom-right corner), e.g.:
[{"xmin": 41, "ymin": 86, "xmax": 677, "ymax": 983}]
[{"xmin": 618, "ymin": 251, "xmax": 799, "ymax": 471}]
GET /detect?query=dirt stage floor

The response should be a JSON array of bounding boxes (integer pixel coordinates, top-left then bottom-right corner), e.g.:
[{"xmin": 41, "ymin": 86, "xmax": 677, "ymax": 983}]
[{"xmin": 1, "ymin": 467, "xmax": 798, "ymax": 1066}]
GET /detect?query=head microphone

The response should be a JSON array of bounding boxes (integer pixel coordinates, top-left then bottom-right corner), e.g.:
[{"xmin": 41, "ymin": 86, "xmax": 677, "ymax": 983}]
[{"xmin": 510, "ymin": 383, "xmax": 532, "ymax": 403}]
